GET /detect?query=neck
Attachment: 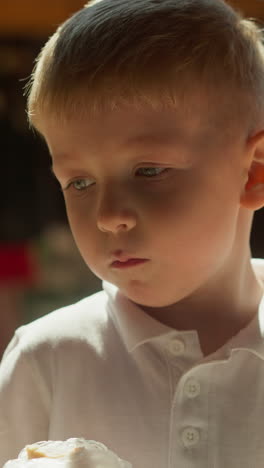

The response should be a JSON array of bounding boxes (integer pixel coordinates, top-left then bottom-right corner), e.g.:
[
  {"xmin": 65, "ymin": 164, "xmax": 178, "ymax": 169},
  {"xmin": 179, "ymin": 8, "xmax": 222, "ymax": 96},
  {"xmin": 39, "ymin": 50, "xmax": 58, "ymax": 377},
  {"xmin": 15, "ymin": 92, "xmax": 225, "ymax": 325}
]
[{"xmin": 139, "ymin": 253, "xmax": 263, "ymax": 356}]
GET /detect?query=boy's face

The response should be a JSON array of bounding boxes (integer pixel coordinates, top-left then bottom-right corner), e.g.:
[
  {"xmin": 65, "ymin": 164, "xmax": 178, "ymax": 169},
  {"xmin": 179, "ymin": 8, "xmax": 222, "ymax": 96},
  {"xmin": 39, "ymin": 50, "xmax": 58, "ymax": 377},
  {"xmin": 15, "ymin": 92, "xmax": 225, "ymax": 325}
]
[{"xmin": 38, "ymin": 100, "xmax": 249, "ymax": 308}]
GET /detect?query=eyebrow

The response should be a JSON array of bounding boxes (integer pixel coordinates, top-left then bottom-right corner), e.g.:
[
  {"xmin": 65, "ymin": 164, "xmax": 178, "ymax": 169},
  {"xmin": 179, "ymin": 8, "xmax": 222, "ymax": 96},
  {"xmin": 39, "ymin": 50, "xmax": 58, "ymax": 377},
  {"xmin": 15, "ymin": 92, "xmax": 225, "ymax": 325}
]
[
  {"xmin": 50, "ymin": 133, "xmax": 177, "ymax": 166},
  {"xmin": 123, "ymin": 133, "xmax": 180, "ymax": 148},
  {"xmin": 50, "ymin": 130, "xmax": 192, "ymax": 174},
  {"xmin": 123, "ymin": 133, "xmax": 194, "ymax": 167},
  {"xmin": 50, "ymin": 155, "xmax": 79, "ymax": 176}
]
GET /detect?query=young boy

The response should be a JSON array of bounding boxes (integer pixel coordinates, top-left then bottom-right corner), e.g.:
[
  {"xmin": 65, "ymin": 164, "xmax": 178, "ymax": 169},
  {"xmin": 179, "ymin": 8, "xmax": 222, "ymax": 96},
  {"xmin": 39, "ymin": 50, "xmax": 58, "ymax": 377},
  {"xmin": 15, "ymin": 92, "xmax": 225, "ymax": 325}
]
[{"xmin": 1, "ymin": 0, "xmax": 264, "ymax": 466}]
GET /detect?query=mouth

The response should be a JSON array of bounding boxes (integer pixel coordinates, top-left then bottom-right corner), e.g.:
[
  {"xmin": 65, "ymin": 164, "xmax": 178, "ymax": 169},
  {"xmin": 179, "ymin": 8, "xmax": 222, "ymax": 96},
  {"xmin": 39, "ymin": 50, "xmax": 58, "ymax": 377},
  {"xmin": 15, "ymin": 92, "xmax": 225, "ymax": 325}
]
[{"xmin": 110, "ymin": 258, "xmax": 149, "ymax": 269}]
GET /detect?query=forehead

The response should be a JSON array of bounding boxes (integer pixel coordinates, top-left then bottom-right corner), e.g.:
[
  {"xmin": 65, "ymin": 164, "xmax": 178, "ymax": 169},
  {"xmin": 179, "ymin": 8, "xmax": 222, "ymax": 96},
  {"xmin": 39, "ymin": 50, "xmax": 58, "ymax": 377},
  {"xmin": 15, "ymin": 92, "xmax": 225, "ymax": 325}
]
[{"xmin": 36, "ymin": 95, "xmax": 227, "ymax": 156}]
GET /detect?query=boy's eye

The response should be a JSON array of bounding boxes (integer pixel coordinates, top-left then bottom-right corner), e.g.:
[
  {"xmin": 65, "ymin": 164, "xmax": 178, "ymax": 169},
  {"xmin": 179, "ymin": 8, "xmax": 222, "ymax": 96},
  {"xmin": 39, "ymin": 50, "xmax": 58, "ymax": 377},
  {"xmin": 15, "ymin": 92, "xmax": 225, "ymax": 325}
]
[
  {"xmin": 64, "ymin": 167, "xmax": 169, "ymax": 191},
  {"xmin": 66, "ymin": 178, "xmax": 94, "ymax": 191},
  {"xmin": 136, "ymin": 167, "xmax": 168, "ymax": 177}
]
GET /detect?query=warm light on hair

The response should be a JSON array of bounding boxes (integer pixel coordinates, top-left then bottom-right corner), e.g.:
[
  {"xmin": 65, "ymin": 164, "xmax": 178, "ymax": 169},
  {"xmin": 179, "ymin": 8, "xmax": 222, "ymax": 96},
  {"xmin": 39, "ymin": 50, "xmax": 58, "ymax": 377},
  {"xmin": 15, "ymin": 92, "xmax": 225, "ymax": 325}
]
[{"xmin": 26, "ymin": 0, "xmax": 264, "ymax": 134}]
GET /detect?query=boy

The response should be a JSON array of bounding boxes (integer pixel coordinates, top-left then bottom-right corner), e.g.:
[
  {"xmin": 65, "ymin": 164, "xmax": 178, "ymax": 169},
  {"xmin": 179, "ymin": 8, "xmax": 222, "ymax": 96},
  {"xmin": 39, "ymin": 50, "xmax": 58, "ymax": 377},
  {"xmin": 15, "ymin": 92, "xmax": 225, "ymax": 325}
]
[{"xmin": 1, "ymin": 0, "xmax": 264, "ymax": 466}]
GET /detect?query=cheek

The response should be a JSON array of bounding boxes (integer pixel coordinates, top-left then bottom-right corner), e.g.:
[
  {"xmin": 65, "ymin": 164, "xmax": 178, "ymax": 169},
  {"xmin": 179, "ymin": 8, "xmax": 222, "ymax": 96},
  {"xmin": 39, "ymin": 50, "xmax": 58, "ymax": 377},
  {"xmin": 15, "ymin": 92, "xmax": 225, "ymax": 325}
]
[
  {"xmin": 65, "ymin": 202, "xmax": 96, "ymax": 254},
  {"xmin": 150, "ymin": 178, "xmax": 239, "ymax": 257},
  {"xmin": 66, "ymin": 214, "xmax": 104, "ymax": 278}
]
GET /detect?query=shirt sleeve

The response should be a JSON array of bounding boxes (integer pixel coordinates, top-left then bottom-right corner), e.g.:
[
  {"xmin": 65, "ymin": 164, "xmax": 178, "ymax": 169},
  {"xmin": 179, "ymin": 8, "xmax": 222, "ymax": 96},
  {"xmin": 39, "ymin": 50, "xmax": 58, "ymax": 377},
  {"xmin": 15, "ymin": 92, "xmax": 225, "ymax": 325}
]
[{"xmin": 0, "ymin": 329, "xmax": 51, "ymax": 465}]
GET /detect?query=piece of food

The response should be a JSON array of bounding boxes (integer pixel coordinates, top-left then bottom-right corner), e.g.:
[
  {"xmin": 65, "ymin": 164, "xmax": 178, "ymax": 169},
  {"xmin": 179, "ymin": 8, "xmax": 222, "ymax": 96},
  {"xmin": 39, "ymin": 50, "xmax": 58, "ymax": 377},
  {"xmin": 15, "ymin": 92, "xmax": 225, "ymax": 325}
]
[{"xmin": 3, "ymin": 438, "xmax": 132, "ymax": 468}]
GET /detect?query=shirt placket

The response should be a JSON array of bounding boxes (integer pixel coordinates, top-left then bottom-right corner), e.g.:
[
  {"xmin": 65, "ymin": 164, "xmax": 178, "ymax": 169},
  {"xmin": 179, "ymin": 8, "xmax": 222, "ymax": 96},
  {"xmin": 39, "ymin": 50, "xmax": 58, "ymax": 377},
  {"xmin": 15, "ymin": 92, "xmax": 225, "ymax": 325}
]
[{"xmin": 163, "ymin": 333, "xmax": 210, "ymax": 468}]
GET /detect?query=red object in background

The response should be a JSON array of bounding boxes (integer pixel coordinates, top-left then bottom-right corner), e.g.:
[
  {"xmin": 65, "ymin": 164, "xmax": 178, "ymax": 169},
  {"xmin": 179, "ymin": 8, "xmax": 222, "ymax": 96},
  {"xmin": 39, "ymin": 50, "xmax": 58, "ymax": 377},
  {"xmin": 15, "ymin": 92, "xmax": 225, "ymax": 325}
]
[{"xmin": 0, "ymin": 243, "xmax": 37, "ymax": 285}]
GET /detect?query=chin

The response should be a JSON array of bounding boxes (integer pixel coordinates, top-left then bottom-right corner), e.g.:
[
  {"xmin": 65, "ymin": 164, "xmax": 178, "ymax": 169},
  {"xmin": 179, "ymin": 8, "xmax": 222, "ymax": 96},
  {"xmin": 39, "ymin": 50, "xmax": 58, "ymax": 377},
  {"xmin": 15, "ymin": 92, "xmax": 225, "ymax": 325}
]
[{"xmin": 122, "ymin": 283, "xmax": 185, "ymax": 309}]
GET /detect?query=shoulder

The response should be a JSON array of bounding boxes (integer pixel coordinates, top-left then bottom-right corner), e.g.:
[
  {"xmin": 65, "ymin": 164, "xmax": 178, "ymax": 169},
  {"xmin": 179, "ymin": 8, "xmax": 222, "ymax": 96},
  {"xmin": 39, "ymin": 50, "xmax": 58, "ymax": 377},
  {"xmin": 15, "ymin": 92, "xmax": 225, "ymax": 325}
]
[{"xmin": 2, "ymin": 288, "xmax": 110, "ymax": 360}]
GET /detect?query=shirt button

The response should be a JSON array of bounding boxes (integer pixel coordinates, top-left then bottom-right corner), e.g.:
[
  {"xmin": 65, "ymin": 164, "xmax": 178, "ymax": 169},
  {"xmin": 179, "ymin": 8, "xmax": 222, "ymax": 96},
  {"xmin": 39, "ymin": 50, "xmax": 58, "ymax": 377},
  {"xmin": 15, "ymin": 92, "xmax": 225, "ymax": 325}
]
[
  {"xmin": 185, "ymin": 378, "xmax": 201, "ymax": 398},
  {"xmin": 181, "ymin": 427, "xmax": 200, "ymax": 448},
  {"xmin": 168, "ymin": 338, "xmax": 185, "ymax": 356}
]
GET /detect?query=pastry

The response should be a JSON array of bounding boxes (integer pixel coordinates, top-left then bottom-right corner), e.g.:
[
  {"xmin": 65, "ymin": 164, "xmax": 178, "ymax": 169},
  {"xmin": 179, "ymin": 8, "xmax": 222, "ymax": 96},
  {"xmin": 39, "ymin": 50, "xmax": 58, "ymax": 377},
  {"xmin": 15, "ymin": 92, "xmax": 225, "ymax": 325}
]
[{"xmin": 3, "ymin": 438, "xmax": 132, "ymax": 468}]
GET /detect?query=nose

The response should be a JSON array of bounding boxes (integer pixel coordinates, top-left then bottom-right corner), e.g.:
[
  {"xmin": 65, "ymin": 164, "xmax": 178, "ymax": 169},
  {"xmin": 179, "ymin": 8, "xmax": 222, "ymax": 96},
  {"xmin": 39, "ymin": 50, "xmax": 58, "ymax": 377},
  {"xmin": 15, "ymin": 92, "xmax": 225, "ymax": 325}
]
[{"xmin": 96, "ymin": 187, "xmax": 137, "ymax": 234}]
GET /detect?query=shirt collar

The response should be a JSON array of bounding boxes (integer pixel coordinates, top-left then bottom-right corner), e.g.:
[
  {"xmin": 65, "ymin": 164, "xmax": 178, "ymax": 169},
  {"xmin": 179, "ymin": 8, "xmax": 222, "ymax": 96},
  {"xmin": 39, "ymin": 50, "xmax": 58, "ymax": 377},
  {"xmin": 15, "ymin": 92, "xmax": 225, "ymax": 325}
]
[
  {"xmin": 103, "ymin": 276, "xmax": 264, "ymax": 359},
  {"xmin": 225, "ymin": 293, "xmax": 264, "ymax": 361},
  {"xmin": 103, "ymin": 280, "xmax": 174, "ymax": 352}
]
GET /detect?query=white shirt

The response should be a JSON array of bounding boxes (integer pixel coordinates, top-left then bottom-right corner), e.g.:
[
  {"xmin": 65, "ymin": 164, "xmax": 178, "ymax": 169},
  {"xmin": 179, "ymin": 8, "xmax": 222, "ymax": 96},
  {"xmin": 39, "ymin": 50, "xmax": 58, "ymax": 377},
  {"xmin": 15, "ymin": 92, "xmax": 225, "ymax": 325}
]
[{"xmin": 0, "ymin": 259, "xmax": 264, "ymax": 468}]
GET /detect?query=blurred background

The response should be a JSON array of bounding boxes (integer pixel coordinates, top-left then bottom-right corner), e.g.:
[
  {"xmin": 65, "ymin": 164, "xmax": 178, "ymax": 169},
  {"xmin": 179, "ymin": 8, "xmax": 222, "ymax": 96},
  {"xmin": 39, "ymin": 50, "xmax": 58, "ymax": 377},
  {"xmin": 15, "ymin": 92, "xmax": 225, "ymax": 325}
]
[{"xmin": 0, "ymin": 0, "xmax": 263, "ymax": 357}]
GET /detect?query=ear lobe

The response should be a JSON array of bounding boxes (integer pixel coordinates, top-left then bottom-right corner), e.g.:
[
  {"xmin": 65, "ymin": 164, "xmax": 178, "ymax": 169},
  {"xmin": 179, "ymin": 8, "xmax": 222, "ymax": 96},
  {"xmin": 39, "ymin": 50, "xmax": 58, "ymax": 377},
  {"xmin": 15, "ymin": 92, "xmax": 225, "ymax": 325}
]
[{"xmin": 240, "ymin": 130, "xmax": 264, "ymax": 211}]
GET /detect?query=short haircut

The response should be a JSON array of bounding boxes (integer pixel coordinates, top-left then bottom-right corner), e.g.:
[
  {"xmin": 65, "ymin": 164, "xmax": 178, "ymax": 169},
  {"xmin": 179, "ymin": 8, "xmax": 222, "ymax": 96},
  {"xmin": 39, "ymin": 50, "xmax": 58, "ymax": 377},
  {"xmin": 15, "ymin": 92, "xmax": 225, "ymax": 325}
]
[{"xmin": 26, "ymin": 0, "xmax": 264, "ymax": 134}]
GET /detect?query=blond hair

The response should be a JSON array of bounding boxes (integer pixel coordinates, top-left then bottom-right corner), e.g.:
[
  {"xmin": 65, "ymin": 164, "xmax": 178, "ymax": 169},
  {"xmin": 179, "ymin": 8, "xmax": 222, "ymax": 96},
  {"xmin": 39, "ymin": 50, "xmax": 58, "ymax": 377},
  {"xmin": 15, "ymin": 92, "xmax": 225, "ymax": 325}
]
[{"xmin": 26, "ymin": 0, "xmax": 264, "ymax": 133}]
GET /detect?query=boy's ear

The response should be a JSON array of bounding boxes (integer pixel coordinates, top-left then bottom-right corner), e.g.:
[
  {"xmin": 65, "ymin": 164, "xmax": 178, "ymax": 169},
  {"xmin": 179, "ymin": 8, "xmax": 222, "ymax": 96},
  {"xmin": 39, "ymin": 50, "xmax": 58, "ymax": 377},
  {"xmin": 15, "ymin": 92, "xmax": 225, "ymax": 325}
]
[{"xmin": 240, "ymin": 129, "xmax": 264, "ymax": 211}]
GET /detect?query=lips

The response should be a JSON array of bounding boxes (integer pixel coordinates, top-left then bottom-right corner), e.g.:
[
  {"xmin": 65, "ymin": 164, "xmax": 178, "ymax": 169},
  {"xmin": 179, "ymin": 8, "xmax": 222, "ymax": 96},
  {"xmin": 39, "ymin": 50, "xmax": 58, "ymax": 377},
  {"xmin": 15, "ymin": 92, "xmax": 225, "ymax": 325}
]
[
  {"xmin": 109, "ymin": 250, "xmax": 149, "ymax": 268},
  {"xmin": 111, "ymin": 258, "xmax": 147, "ymax": 267}
]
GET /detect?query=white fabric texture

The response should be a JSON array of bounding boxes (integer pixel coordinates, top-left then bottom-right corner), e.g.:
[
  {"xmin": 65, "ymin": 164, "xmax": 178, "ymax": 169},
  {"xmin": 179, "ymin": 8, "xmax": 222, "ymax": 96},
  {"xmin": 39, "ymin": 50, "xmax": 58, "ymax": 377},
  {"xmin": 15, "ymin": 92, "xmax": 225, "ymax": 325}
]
[{"xmin": 0, "ymin": 259, "xmax": 264, "ymax": 468}]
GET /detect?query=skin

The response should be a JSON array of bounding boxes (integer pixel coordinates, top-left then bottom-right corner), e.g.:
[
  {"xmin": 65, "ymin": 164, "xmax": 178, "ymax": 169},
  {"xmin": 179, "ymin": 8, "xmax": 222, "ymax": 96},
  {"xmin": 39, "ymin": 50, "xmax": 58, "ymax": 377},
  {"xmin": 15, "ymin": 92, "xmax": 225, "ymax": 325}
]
[{"xmin": 35, "ymin": 98, "xmax": 264, "ymax": 356}]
